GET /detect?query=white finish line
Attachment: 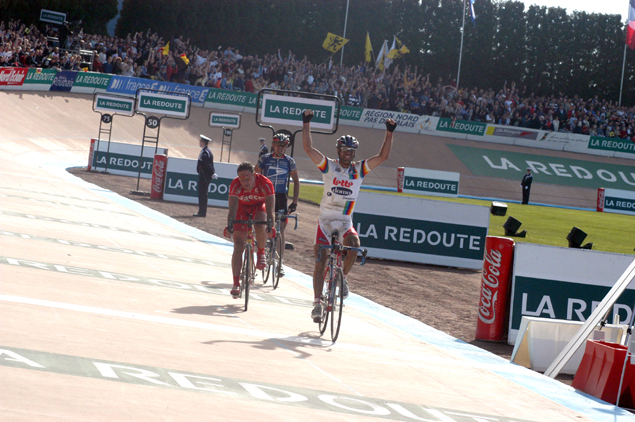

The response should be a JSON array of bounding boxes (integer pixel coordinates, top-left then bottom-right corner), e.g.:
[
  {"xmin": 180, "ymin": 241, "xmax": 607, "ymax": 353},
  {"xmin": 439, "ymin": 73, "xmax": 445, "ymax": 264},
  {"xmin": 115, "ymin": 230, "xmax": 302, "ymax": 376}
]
[{"xmin": 1, "ymin": 293, "xmax": 532, "ymax": 376}]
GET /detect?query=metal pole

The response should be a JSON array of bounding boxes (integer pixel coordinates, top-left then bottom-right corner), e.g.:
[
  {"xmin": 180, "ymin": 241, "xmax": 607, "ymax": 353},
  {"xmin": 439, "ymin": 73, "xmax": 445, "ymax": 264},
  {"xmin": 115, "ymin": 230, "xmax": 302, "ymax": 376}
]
[
  {"xmin": 619, "ymin": 44, "xmax": 627, "ymax": 106},
  {"xmin": 340, "ymin": 0, "xmax": 350, "ymax": 67},
  {"xmin": 457, "ymin": 0, "xmax": 467, "ymax": 90}
]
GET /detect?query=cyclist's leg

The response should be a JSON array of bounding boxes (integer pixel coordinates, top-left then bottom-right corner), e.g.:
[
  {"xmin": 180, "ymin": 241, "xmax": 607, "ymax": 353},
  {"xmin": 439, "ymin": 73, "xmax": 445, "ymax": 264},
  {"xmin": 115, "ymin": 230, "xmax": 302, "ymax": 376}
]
[
  {"xmin": 275, "ymin": 193, "xmax": 288, "ymax": 271},
  {"xmin": 231, "ymin": 230, "xmax": 247, "ymax": 295},
  {"xmin": 253, "ymin": 209, "xmax": 268, "ymax": 269},
  {"xmin": 342, "ymin": 224, "xmax": 360, "ymax": 276}
]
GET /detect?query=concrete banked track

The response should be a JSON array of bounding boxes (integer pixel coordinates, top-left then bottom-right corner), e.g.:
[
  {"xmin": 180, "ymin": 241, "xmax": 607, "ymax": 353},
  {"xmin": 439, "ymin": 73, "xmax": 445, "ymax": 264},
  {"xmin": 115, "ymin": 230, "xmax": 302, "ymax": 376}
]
[{"xmin": 1, "ymin": 90, "xmax": 633, "ymax": 421}]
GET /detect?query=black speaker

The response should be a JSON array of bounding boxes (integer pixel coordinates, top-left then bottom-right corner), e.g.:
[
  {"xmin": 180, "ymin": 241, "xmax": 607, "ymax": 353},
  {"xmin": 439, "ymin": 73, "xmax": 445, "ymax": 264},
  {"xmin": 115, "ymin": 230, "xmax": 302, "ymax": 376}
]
[
  {"xmin": 503, "ymin": 216, "xmax": 526, "ymax": 237},
  {"xmin": 490, "ymin": 201, "xmax": 507, "ymax": 216},
  {"xmin": 567, "ymin": 227, "xmax": 588, "ymax": 248}
]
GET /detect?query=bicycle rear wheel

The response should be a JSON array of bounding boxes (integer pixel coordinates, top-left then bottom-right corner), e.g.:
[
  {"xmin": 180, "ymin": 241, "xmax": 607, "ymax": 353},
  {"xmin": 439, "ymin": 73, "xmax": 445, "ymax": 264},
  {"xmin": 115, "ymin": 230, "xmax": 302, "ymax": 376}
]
[
  {"xmin": 330, "ymin": 268, "xmax": 344, "ymax": 342},
  {"xmin": 318, "ymin": 263, "xmax": 331, "ymax": 335},
  {"xmin": 243, "ymin": 248, "xmax": 251, "ymax": 311},
  {"xmin": 272, "ymin": 241, "xmax": 282, "ymax": 289}
]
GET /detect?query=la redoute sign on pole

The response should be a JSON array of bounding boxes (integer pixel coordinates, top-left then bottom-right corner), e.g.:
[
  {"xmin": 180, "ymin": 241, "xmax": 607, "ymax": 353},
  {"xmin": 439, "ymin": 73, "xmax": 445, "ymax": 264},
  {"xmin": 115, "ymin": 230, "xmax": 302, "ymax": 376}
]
[
  {"xmin": 136, "ymin": 91, "xmax": 190, "ymax": 118},
  {"xmin": 260, "ymin": 94, "xmax": 336, "ymax": 131}
]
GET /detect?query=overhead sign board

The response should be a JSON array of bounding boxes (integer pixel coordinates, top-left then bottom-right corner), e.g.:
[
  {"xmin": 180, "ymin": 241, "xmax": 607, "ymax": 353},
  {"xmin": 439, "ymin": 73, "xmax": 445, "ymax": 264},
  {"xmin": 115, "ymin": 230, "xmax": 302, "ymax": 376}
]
[
  {"xmin": 209, "ymin": 112, "xmax": 241, "ymax": 128},
  {"xmin": 40, "ymin": 9, "xmax": 66, "ymax": 25},
  {"xmin": 93, "ymin": 93, "xmax": 135, "ymax": 116},
  {"xmin": 136, "ymin": 91, "xmax": 190, "ymax": 118},
  {"xmin": 260, "ymin": 94, "xmax": 335, "ymax": 130}
]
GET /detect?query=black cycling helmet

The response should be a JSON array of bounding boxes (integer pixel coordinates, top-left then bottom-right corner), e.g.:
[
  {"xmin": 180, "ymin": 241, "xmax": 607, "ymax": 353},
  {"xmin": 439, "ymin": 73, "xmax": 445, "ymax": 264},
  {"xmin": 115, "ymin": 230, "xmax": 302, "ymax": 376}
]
[
  {"xmin": 272, "ymin": 133, "xmax": 291, "ymax": 147},
  {"xmin": 336, "ymin": 135, "xmax": 359, "ymax": 150}
]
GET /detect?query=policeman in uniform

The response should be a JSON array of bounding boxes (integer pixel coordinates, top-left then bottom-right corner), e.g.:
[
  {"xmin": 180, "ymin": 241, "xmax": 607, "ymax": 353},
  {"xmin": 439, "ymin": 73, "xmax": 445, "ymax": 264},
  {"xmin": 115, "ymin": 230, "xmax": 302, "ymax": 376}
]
[
  {"xmin": 194, "ymin": 135, "xmax": 217, "ymax": 217},
  {"xmin": 521, "ymin": 168, "xmax": 533, "ymax": 204}
]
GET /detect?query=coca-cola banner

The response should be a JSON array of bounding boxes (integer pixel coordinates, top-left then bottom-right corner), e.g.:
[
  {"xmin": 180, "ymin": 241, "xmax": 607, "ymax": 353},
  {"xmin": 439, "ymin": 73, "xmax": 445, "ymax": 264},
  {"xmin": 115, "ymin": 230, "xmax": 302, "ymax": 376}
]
[
  {"xmin": 163, "ymin": 157, "xmax": 238, "ymax": 208},
  {"xmin": 353, "ymin": 192, "xmax": 489, "ymax": 269},
  {"xmin": 150, "ymin": 154, "xmax": 168, "ymax": 200},
  {"xmin": 475, "ymin": 236, "xmax": 514, "ymax": 341},
  {"xmin": 507, "ymin": 243, "xmax": 635, "ymax": 345},
  {"xmin": 88, "ymin": 139, "xmax": 167, "ymax": 178}
]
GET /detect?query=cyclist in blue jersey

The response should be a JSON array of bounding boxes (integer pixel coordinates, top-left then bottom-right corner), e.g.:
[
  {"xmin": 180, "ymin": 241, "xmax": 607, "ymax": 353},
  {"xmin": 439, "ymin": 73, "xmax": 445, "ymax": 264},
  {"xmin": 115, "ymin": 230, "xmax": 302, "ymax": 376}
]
[{"xmin": 255, "ymin": 133, "xmax": 300, "ymax": 276}]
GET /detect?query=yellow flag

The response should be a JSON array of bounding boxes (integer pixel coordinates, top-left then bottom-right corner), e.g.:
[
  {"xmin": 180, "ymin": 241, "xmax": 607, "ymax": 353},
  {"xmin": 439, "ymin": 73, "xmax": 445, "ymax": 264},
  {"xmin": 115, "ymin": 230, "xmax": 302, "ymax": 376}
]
[
  {"xmin": 365, "ymin": 32, "xmax": 373, "ymax": 63},
  {"xmin": 322, "ymin": 32, "xmax": 349, "ymax": 53},
  {"xmin": 162, "ymin": 42, "xmax": 170, "ymax": 56},
  {"xmin": 179, "ymin": 53, "xmax": 189, "ymax": 65}
]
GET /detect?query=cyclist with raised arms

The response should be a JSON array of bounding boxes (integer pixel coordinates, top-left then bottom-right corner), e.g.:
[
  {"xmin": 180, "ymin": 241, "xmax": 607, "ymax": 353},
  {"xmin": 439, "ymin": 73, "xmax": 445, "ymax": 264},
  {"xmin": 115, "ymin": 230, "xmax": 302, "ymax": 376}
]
[
  {"xmin": 302, "ymin": 109, "xmax": 396, "ymax": 323},
  {"xmin": 225, "ymin": 161, "xmax": 276, "ymax": 298},
  {"xmin": 255, "ymin": 133, "xmax": 300, "ymax": 277}
]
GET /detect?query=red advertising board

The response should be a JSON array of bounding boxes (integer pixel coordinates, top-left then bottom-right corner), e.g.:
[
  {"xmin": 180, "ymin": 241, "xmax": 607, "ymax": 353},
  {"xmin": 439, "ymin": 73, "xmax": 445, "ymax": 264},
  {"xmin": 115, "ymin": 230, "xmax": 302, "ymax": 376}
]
[
  {"xmin": 87, "ymin": 139, "xmax": 96, "ymax": 171},
  {"xmin": 475, "ymin": 236, "xmax": 514, "ymax": 342},
  {"xmin": 0, "ymin": 67, "xmax": 28, "ymax": 85},
  {"xmin": 150, "ymin": 154, "xmax": 168, "ymax": 200},
  {"xmin": 397, "ymin": 167, "xmax": 405, "ymax": 192}
]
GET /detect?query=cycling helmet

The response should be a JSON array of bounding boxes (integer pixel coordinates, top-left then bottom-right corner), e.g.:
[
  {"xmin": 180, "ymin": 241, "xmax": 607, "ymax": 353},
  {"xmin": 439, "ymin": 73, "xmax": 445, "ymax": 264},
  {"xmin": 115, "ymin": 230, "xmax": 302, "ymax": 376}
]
[
  {"xmin": 336, "ymin": 135, "xmax": 359, "ymax": 150},
  {"xmin": 272, "ymin": 133, "xmax": 291, "ymax": 147}
]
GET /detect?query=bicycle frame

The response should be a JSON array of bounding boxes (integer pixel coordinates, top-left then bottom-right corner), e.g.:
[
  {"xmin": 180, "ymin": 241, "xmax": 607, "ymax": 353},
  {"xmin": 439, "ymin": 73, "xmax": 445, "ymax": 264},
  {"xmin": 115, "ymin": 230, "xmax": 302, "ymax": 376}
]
[
  {"xmin": 232, "ymin": 216, "xmax": 268, "ymax": 311},
  {"xmin": 264, "ymin": 209, "xmax": 298, "ymax": 289}
]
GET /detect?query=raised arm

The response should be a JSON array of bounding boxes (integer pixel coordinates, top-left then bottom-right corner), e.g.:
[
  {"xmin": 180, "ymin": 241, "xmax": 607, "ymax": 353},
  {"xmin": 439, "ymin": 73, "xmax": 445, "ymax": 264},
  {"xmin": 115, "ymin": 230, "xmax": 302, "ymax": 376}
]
[
  {"xmin": 302, "ymin": 110, "xmax": 325, "ymax": 165},
  {"xmin": 365, "ymin": 119, "xmax": 396, "ymax": 170}
]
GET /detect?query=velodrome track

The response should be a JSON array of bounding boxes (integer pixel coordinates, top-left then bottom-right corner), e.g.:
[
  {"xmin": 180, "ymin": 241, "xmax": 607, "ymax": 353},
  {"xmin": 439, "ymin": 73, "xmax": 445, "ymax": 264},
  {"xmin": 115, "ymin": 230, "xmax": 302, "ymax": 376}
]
[{"xmin": 1, "ymin": 90, "xmax": 634, "ymax": 421}]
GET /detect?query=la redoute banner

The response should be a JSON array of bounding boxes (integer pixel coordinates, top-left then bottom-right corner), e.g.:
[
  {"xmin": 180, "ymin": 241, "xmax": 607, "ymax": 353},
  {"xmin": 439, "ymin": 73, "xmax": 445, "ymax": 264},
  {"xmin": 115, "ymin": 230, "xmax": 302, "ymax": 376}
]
[{"xmin": 352, "ymin": 192, "xmax": 489, "ymax": 269}]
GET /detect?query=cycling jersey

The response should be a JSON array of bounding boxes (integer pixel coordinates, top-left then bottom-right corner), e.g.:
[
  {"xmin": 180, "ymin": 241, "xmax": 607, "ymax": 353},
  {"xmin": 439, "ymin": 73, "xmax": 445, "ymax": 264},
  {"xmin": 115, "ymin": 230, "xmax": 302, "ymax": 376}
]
[
  {"xmin": 317, "ymin": 157, "xmax": 370, "ymax": 219},
  {"xmin": 256, "ymin": 153, "xmax": 297, "ymax": 194},
  {"xmin": 229, "ymin": 173, "xmax": 275, "ymax": 206}
]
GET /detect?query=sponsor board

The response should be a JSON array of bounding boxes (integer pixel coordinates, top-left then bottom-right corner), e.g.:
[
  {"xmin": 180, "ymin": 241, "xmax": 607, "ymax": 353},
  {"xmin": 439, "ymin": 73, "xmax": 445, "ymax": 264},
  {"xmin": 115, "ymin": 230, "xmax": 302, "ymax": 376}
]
[
  {"xmin": 40, "ymin": 9, "xmax": 66, "ymax": 25},
  {"xmin": 89, "ymin": 140, "xmax": 167, "ymax": 177},
  {"xmin": 50, "ymin": 70, "xmax": 78, "ymax": 92},
  {"xmin": 600, "ymin": 188, "xmax": 635, "ymax": 216},
  {"xmin": 72, "ymin": 72, "xmax": 112, "ymax": 94},
  {"xmin": 205, "ymin": 88, "xmax": 258, "ymax": 110},
  {"xmin": 209, "ymin": 112, "xmax": 241, "ymax": 128},
  {"xmin": 507, "ymin": 243, "xmax": 634, "ymax": 344},
  {"xmin": 353, "ymin": 192, "xmax": 489, "ymax": 269},
  {"xmin": 588, "ymin": 136, "xmax": 635, "ymax": 155},
  {"xmin": 94, "ymin": 94, "xmax": 135, "ymax": 116},
  {"xmin": 400, "ymin": 168, "xmax": 460, "ymax": 197},
  {"xmin": 359, "ymin": 109, "xmax": 423, "ymax": 132},
  {"xmin": 437, "ymin": 118, "xmax": 486, "ymax": 136},
  {"xmin": 261, "ymin": 94, "xmax": 335, "ymax": 130},
  {"xmin": 108, "ymin": 76, "xmax": 208, "ymax": 105},
  {"xmin": 0, "ymin": 67, "xmax": 28, "ymax": 86},
  {"xmin": 418, "ymin": 116, "xmax": 439, "ymax": 133},
  {"xmin": 338, "ymin": 105, "xmax": 363, "ymax": 122},
  {"xmin": 448, "ymin": 144, "xmax": 635, "ymax": 190},
  {"xmin": 22, "ymin": 68, "xmax": 56, "ymax": 90},
  {"xmin": 163, "ymin": 158, "xmax": 237, "ymax": 207},
  {"xmin": 486, "ymin": 126, "xmax": 540, "ymax": 140},
  {"xmin": 136, "ymin": 91, "xmax": 190, "ymax": 118}
]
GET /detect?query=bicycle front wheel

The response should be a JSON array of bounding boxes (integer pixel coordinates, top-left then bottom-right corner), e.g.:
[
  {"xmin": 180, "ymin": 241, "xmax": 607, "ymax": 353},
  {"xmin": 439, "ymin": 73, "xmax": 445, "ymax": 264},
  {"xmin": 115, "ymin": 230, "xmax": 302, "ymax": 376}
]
[
  {"xmin": 330, "ymin": 268, "xmax": 345, "ymax": 342},
  {"xmin": 272, "ymin": 241, "xmax": 282, "ymax": 290},
  {"xmin": 243, "ymin": 248, "xmax": 251, "ymax": 311},
  {"xmin": 263, "ymin": 238, "xmax": 275, "ymax": 284}
]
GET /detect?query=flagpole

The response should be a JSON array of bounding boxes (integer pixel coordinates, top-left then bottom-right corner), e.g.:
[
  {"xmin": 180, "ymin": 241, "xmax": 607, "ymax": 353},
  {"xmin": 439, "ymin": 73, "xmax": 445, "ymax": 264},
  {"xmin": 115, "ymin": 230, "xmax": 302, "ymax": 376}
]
[
  {"xmin": 619, "ymin": 44, "xmax": 627, "ymax": 106},
  {"xmin": 340, "ymin": 0, "xmax": 350, "ymax": 67},
  {"xmin": 456, "ymin": 0, "xmax": 467, "ymax": 89}
]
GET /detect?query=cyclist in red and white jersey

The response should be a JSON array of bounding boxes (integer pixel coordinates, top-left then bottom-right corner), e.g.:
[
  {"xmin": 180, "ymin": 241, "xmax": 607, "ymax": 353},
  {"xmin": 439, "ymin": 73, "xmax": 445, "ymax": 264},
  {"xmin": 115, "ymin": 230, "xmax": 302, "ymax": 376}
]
[
  {"xmin": 302, "ymin": 109, "xmax": 396, "ymax": 322},
  {"xmin": 225, "ymin": 161, "xmax": 276, "ymax": 298}
]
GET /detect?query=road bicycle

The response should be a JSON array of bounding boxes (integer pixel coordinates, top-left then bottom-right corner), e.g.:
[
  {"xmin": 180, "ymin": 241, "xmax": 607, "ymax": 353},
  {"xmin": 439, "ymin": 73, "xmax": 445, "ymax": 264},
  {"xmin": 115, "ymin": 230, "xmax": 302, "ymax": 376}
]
[
  {"xmin": 317, "ymin": 232, "xmax": 367, "ymax": 342},
  {"xmin": 231, "ymin": 216, "xmax": 268, "ymax": 311},
  {"xmin": 263, "ymin": 209, "xmax": 299, "ymax": 289}
]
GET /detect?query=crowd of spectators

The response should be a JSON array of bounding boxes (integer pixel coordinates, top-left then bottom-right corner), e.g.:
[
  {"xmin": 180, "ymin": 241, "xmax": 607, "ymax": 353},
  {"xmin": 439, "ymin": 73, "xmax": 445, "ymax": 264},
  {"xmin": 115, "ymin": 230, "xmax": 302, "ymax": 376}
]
[{"xmin": 2, "ymin": 18, "xmax": 634, "ymax": 141}]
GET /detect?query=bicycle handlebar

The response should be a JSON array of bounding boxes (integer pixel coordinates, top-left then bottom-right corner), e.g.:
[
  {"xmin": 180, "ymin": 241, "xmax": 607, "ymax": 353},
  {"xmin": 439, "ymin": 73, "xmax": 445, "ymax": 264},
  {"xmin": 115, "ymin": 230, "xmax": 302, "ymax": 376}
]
[
  {"xmin": 275, "ymin": 210, "xmax": 299, "ymax": 230},
  {"xmin": 317, "ymin": 244, "xmax": 368, "ymax": 266}
]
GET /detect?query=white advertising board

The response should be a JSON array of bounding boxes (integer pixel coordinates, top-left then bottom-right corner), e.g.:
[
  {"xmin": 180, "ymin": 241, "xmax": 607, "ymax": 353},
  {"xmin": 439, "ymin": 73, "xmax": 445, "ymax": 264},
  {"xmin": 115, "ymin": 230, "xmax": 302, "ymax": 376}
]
[
  {"xmin": 507, "ymin": 242, "xmax": 635, "ymax": 344},
  {"xmin": 400, "ymin": 168, "xmax": 460, "ymax": 198},
  {"xmin": 260, "ymin": 94, "xmax": 335, "ymax": 130},
  {"xmin": 88, "ymin": 139, "xmax": 167, "ymax": 178},
  {"xmin": 601, "ymin": 188, "xmax": 635, "ymax": 216},
  {"xmin": 162, "ymin": 157, "xmax": 237, "ymax": 207},
  {"xmin": 352, "ymin": 192, "xmax": 489, "ymax": 269}
]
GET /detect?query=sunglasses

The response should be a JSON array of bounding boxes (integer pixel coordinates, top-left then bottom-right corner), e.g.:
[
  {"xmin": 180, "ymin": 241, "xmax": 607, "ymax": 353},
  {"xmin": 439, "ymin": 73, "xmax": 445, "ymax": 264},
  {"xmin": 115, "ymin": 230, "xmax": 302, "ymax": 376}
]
[
  {"xmin": 339, "ymin": 147, "xmax": 356, "ymax": 152},
  {"xmin": 238, "ymin": 172, "xmax": 254, "ymax": 181}
]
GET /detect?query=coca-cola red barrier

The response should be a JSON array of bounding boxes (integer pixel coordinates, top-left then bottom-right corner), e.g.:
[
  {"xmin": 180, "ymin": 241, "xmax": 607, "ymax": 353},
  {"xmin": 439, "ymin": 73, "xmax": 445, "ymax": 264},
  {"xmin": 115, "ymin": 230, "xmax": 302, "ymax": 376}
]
[
  {"xmin": 150, "ymin": 154, "xmax": 168, "ymax": 200},
  {"xmin": 572, "ymin": 340, "xmax": 635, "ymax": 408},
  {"xmin": 597, "ymin": 188, "xmax": 605, "ymax": 212},
  {"xmin": 87, "ymin": 139, "xmax": 97, "ymax": 171},
  {"xmin": 397, "ymin": 167, "xmax": 404, "ymax": 192},
  {"xmin": 475, "ymin": 236, "xmax": 514, "ymax": 341}
]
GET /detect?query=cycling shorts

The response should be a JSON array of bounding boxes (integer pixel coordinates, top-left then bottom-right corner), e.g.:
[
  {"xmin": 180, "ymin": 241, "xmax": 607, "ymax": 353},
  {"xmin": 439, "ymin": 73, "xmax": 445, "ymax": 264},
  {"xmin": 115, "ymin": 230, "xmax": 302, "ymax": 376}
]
[
  {"xmin": 275, "ymin": 192, "xmax": 288, "ymax": 223},
  {"xmin": 315, "ymin": 216, "xmax": 358, "ymax": 246},
  {"xmin": 234, "ymin": 202, "xmax": 266, "ymax": 232}
]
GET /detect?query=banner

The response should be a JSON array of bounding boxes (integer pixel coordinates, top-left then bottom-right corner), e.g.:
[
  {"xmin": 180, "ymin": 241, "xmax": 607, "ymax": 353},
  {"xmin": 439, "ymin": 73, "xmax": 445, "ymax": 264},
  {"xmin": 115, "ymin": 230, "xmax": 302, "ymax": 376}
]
[
  {"xmin": 399, "ymin": 168, "xmax": 460, "ymax": 198},
  {"xmin": 437, "ymin": 118, "xmax": 486, "ymax": 136},
  {"xmin": 205, "ymin": 88, "xmax": 257, "ymax": 111},
  {"xmin": 0, "ymin": 67, "xmax": 28, "ymax": 86},
  {"xmin": 599, "ymin": 187, "xmax": 635, "ymax": 216},
  {"xmin": 322, "ymin": 33, "xmax": 349, "ymax": 53},
  {"xmin": 136, "ymin": 91, "xmax": 190, "ymax": 118},
  {"xmin": 72, "ymin": 73, "xmax": 112, "ymax": 94},
  {"xmin": 108, "ymin": 75, "xmax": 208, "ymax": 105},
  {"xmin": 353, "ymin": 192, "xmax": 489, "ymax": 269},
  {"xmin": 588, "ymin": 136, "xmax": 635, "ymax": 155},
  {"xmin": 260, "ymin": 94, "xmax": 336, "ymax": 130},
  {"xmin": 88, "ymin": 139, "xmax": 167, "ymax": 177},
  {"xmin": 163, "ymin": 158, "xmax": 237, "ymax": 207},
  {"xmin": 50, "ymin": 70, "xmax": 78, "ymax": 92}
]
